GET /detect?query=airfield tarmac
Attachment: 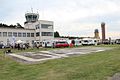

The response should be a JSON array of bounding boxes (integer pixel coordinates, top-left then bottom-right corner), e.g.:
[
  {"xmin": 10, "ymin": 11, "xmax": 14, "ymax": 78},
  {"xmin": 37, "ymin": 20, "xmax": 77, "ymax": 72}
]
[{"xmin": 8, "ymin": 47, "xmax": 112, "ymax": 64}]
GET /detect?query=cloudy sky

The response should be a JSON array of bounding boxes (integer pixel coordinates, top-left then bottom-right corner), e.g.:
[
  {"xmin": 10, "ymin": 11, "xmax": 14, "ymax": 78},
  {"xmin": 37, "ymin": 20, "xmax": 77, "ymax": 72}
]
[{"xmin": 0, "ymin": 0, "xmax": 120, "ymax": 39}]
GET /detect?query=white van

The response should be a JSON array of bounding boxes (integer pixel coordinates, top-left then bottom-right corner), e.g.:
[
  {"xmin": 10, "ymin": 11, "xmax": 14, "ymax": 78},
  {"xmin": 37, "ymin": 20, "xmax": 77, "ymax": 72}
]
[
  {"xmin": 34, "ymin": 41, "xmax": 42, "ymax": 47},
  {"xmin": 82, "ymin": 38, "xmax": 98, "ymax": 45},
  {"xmin": 42, "ymin": 40, "xmax": 54, "ymax": 48},
  {"xmin": 74, "ymin": 39, "xmax": 82, "ymax": 46}
]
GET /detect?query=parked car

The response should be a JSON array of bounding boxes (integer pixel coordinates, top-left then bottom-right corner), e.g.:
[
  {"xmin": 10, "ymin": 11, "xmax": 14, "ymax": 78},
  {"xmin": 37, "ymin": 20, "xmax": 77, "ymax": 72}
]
[
  {"xmin": 42, "ymin": 40, "xmax": 69, "ymax": 48},
  {"xmin": 42, "ymin": 40, "xmax": 54, "ymax": 48},
  {"xmin": 74, "ymin": 39, "xmax": 82, "ymax": 46},
  {"xmin": 115, "ymin": 39, "xmax": 120, "ymax": 44},
  {"xmin": 4, "ymin": 45, "xmax": 11, "ymax": 48},
  {"xmin": 102, "ymin": 39, "xmax": 110, "ymax": 44},
  {"xmin": 34, "ymin": 41, "xmax": 42, "ymax": 47},
  {"xmin": 0, "ymin": 44, "xmax": 4, "ymax": 49},
  {"xmin": 55, "ymin": 41, "xmax": 69, "ymax": 48}
]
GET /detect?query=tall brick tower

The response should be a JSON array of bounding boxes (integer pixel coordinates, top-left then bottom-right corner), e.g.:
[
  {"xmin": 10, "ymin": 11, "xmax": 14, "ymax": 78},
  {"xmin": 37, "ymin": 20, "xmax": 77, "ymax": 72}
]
[{"xmin": 101, "ymin": 22, "xmax": 106, "ymax": 41}]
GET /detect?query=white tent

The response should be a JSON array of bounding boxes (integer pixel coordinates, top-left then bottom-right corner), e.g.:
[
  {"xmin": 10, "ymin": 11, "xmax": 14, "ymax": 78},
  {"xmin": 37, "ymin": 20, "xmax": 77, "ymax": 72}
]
[{"xmin": 16, "ymin": 40, "xmax": 23, "ymax": 44}]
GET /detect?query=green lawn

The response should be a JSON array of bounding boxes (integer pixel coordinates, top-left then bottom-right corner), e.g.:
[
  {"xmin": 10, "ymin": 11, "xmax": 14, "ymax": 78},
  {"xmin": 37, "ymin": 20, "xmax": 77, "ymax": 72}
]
[{"xmin": 0, "ymin": 45, "xmax": 120, "ymax": 80}]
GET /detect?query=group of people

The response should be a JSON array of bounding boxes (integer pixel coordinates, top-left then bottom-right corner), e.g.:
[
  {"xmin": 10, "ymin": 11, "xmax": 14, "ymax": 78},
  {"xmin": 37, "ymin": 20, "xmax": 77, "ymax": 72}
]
[
  {"xmin": 12, "ymin": 43, "xmax": 29, "ymax": 50},
  {"xmin": 17, "ymin": 44, "xmax": 26, "ymax": 50}
]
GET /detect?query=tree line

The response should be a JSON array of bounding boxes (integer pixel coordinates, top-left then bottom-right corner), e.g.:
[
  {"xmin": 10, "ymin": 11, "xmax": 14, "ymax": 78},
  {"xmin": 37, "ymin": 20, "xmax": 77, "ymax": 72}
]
[{"xmin": 0, "ymin": 23, "xmax": 24, "ymax": 28}]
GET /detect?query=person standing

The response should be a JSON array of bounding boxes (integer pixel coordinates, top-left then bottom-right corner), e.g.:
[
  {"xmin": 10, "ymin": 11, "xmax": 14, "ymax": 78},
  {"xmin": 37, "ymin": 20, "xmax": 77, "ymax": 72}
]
[
  {"xmin": 20, "ymin": 44, "xmax": 22, "ymax": 50},
  {"xmin": 18, "ymin": 44, "xmax": 20, "ymax": 50},
  {"xmin": 23, "ymin": 44, "xmax": 25, "ymax": 50}
]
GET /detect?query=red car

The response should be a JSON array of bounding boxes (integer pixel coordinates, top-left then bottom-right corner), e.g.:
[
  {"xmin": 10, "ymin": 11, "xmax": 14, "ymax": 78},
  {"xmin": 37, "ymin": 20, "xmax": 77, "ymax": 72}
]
[{"xmin": 55, "ymin": 41, "xmax": 69, "ymax": 48}]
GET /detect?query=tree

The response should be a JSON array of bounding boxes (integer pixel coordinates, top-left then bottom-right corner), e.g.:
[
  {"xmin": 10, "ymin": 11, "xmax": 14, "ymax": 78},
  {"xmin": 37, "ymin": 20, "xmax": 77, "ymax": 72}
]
[
  {"xmin": 16, "ymin": 23, "xmax": 22, "ymax": 28},
  {"xmin": 0, "ymin": 23, "xmax": 24, "ymax": 28},
  {"xmin": 54, "ymin": 31, "xmax": 60, "ymax": 37}
]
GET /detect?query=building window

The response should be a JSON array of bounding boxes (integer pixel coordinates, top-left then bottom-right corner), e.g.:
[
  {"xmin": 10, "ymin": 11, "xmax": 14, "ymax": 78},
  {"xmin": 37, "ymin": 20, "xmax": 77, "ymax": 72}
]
[
  {"xmin": 0, "ymin": 32, "xmax": 1, "ymax": 37},
  {"xmin": 31, "ymin": 33, "xmax": 34, "ymax": 37},
  {"xmin": 8, "ymin": 32, "xmax": 12, "ymax": 37},
  {"xmin": 23, "ymin": 33, "xmax": 26, "ymax": 37},
  {"xmin": 36, "ymin": 32, "xmax": 40, "ymax": 37},
  {"xmin": 18, "ymin": 32, "xmax": 22, "ymax": 37},
  {"xmin": 32, "ymin": 40, "xmax": 34, "ymax": 44},
  {"xmin": 35, "ymin": 24, "xmax": 39, "ymax": 29},
  {"xmin": 3, "ymin": 32, "xmax": 7, "ymax": 37},
  {"xmin": 27, "ymin": 33, "xmax": 30, "ymax": 37},
  {"xmin": 33, "ymin": 15, "xmax": 37, "ymax": 20},
  {"xmin": 41, "ymin": 24, "xmax": 53, "ymax": 29},
  {"xmin": 13, "ymin": 32, "xmax": 17, "ymax": 37},
  {"xmin": 41, "ymin": 32, "xmax": 53, "ymax": 36}
]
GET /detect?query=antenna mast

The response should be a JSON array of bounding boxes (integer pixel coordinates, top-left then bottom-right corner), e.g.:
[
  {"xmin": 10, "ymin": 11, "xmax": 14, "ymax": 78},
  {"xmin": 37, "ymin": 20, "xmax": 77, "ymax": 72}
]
[{"xmin": 31, "ymin": 7, "xmax": 33, "ymax": 13}]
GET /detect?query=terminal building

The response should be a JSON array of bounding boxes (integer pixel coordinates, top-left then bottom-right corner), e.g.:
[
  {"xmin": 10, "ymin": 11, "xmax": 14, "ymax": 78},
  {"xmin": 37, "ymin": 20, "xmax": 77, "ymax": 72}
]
[{"xmin": 0, "ymin": 12, "xmax": 54, "ymax": 46}]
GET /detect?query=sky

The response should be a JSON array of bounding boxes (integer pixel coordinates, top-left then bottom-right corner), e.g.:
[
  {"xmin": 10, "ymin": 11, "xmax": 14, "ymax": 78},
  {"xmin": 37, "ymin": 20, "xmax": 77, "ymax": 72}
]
[{"xmin": 0, "ymin": 0, "xmax": 120, "ymax": 39}]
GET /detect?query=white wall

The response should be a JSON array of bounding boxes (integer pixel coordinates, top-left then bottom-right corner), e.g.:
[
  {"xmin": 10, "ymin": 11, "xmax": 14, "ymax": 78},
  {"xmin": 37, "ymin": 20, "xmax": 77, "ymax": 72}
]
[
  {"xmin": 0, "ymin": 27, "xmax": 35, "ymax": 46},
  {"xmin": 25, "ymin": 20, "xmax": 54, "ymax": 42}
]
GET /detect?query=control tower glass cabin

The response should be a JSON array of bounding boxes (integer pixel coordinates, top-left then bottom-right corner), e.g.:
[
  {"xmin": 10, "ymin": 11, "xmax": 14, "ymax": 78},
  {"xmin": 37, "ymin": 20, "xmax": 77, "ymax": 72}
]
[{"xmin": 25, "ymin": 13, "xmax": 39, "ymax": 24}]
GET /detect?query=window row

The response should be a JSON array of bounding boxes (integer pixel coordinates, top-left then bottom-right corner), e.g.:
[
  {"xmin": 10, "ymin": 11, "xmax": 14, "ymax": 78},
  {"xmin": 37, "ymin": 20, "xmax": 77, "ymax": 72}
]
[
  {"xmin": 35, "ymin": 24, "xmax": 53, "ymax": 30},
  {"xmin": 41, "ymin": 24, "xmax": 53, "ymax": 29},
  {"xmin": 0, "ymin": 32, "xmax": 34, "ymax": 37},
  {"xmin": 36, "ymin": 32, "xmax": 53, "ymax": 37},
  {"xmin": 41, "ymin": 32, "xmax": 53, "ymax": 36}
]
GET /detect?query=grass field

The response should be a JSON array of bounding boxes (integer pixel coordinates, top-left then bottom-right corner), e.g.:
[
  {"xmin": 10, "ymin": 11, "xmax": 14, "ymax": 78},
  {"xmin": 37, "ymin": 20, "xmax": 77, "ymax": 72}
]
[{"xmin": 0, "ymin": 45, "xmax": 120, "ymax": 80}]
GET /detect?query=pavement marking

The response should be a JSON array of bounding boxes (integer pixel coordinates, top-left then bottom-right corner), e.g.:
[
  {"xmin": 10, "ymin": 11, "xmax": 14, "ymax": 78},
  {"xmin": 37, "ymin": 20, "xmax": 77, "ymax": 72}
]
[
  {"xmin": 95, "ymin": 50, "xmax": 105, "ymax": 52},
  {"xmin": 40, "ymin": 51, "xmax": 68, "ymax": 57},
  {"xmin": 8, "ymin": 47, "xmax": 112, "ymax": 63},
  {"xmin": 8, "ymin": 53, "xmax": 60, "ymax": 62}
]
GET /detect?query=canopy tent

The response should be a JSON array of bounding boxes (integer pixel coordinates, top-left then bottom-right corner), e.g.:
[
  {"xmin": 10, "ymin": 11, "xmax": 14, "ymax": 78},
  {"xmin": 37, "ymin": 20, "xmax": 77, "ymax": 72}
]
[{"xmin": 16, "ymin": 40, "xmax": 24, "ymax": 44}]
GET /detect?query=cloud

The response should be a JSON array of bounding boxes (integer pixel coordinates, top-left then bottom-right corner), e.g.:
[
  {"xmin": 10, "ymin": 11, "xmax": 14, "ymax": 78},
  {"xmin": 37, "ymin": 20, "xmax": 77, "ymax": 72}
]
[{"xmin": 0, "ymin": 0, "xmax": 120, "ymax": 39}]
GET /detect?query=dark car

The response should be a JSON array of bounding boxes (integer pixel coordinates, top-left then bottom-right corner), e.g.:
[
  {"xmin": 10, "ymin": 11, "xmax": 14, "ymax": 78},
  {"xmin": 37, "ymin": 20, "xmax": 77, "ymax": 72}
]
[
  {"xmin": 0, "ymin": 44, "xmax": 4, "ymax": 49},
  {"xmin": 115, "ymin": 39, "xmax": 120, "ymax": 44}
]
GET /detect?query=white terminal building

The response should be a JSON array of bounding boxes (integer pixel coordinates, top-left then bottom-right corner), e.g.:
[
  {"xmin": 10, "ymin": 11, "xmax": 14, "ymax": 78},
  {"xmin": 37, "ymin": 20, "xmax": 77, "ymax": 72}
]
[{"xmin": 0, "ymin": 12, "xmax": 54, "ymax": 46}]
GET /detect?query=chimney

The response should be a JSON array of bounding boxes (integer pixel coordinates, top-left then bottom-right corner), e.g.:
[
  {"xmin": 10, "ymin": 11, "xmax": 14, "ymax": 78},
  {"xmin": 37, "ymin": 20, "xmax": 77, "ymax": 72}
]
[{"xmin": 101, "ymin": 22, "xmax": 106, "ymax": 42}]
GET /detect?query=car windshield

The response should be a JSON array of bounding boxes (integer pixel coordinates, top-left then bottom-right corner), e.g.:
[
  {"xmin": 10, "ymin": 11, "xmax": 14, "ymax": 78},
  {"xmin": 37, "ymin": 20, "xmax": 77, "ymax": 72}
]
[
  {"xmin": 84, "ymin": 40, "xmax": 88, "ymax": 42},
  {"xmin": 56, "ymin": 41, "xmax": 67, "ymax": 44}
]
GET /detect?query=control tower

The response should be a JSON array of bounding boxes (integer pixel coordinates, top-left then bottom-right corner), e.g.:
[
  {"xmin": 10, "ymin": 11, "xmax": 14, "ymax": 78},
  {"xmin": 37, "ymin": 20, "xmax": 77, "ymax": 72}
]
[
  {"xmin": 24, "ymin": 10, "xmax": 54, "ymax": 42},
  {"xmin": 94, "ymin": 29, "xmax": 100, "ymax": 39},
  {"xmin": 24, "ymin": 12, "xmax": 39, "ymax": 29},
  {"xmin": 25, "ymin": 12, "xmax": 39, "ymax": 24}
]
